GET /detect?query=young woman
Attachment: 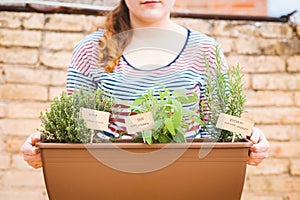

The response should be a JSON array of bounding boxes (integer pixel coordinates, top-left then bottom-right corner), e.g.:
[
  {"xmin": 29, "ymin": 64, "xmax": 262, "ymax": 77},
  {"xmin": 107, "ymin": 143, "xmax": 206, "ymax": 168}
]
[{"xmin": 21, "ymin": 0, "xmax": 269, "ymax": 169}]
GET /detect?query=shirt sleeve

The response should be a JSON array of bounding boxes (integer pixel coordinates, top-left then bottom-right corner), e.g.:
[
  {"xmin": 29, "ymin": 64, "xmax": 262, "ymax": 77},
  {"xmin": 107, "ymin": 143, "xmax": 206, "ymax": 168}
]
[{"xmin": 66, "ymin": 32, "xmax": 103, "ymax": 95}]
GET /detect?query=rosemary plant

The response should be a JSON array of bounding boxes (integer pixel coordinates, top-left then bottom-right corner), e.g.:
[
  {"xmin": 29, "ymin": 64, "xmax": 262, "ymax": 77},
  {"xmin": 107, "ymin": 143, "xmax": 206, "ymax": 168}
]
[{"xmin": 201, "ymin": 46, "xmax": 246, "ymax": 142}]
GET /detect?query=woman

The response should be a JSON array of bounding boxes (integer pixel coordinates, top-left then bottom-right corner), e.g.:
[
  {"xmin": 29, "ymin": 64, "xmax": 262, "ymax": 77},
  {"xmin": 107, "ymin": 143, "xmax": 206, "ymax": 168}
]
[{"xmin": 21, "ymin": 0, "xmax": 269, "ymax": 169}]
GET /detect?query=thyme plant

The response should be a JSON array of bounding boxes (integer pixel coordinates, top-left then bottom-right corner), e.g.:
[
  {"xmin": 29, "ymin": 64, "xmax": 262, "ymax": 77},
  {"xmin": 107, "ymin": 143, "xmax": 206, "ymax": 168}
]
[{"xmin": 40, "ymin": 89, "xmax": 114, "ymax": 143}]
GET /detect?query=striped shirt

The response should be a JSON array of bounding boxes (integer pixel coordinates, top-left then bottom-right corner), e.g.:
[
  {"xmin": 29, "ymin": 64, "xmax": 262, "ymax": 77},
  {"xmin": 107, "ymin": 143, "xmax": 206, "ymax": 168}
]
[{"xmin": 66, "ymin": 28, "xmax": 228, "ymax": 138}]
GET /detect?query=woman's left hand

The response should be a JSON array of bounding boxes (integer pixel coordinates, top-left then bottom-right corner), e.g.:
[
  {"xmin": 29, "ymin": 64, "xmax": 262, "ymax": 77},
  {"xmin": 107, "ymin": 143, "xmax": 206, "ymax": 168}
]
[{"xmin": 248, "ymin": 127, "xmax": 270, "ymax": 166}]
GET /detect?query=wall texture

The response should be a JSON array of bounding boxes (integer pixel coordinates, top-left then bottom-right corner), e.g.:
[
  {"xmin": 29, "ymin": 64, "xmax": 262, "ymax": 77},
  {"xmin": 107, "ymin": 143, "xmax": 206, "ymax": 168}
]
[
  {"xmin": 0, "ymin": 11, "xmax": 300, "ymax": 200},
  {"xmin": 174, "ymin": 0, "xmax": 267, "ymax": 15},
  {"xmin": 28, "ymin": 0, "xmax": 268, "ymax": 16}
]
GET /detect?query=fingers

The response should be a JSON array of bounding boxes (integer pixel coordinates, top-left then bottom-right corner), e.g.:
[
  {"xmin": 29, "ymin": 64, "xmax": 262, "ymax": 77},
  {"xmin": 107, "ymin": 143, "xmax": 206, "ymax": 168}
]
[
  {"xmin": 31, "ymin": 137, "xmax": 40, "ymax": 146},
  {"xmin": 248, "ymin": 151, "xmax": 268, "ymax": 166},
  {"xmin": 30, "ymin": 162, "xmax": 42, "ymax": 169},
  {"xmin": 248, "ymin": 127, "xmax": 270, "ymax": 166},
  {"xmin": 249, "ymin": 127, "xmax": 270, "ymax": 153},
  {"xmin": 247, "ymin": 153, "xmax": 267, "ymax": 166},
  {"xmin": 21, "ymin": 141, "xmax": 39, "ymax": 156},
  {"xmin": 30, "ymin": 132, "xmax": 41, "ymax": 145},
  {"xmin": 21, "ymin": 132, "xmax": 41, "ymax": 155},
  {"xmin": 24, "ymin": 153, "xmax": 41, "ymax": 162},
  {"xmin": 249, "ymin": 151, "xmax": 269, "ymax": 159},
  {"xmin": 247, "ymin": 159, "xmax": 264, "ymax": 166},
  {"xmin": 21, "ymin": 133, "xmax": 42, "ymax": 169},
  {"xmin": 250, "ymin": 141, "xmax": 270, "ymax": 153},
  {"xmin": 248, "ymin": 148, "xmax": 269, "ymax": 166},
  {"xmin": 24, "ymin": 153, "xmax": 42, "ymax": 169},
  {"xmin": 249, "ymin": 127, "xmax": 263, "ymax": 144}
]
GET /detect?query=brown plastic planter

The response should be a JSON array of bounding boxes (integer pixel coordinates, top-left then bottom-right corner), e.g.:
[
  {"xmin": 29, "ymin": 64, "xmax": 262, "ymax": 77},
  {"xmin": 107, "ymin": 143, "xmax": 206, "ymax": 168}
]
[{"xmin": 37, "ymin": 139, "xmax": 252, "ymax": 200}]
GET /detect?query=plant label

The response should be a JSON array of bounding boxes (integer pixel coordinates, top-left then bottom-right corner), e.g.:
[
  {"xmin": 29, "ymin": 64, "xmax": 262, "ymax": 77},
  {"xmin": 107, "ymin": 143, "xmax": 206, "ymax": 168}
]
[
  {"xmin": 125, "ymin": 112, "xmax": 154, "ymax": 134},
  {"xmin": 216, "ymin": 113, "xmax": 254, "ymax": 136},
  {"xmin": 80, "ymin": 108, "xmax": 110, "ymax": 131}
]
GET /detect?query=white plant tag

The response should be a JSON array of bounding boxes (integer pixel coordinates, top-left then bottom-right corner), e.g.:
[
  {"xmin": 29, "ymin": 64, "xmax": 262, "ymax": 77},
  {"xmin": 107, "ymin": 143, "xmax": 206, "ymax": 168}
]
[
  {"xmin": 216, "ymin": 113, "xmax": 254, "ymax": 136},
  {"xmin": 80, "ymin": 108, "xmax": 110, "ymax": 131},
  {"xmin": 124, "ymin": 112, "xmax": 154, "ymax": 134}
]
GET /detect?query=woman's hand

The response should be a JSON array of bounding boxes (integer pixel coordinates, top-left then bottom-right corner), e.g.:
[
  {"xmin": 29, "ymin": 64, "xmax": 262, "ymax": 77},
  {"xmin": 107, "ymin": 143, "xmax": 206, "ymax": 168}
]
[
  {"xmin": 248, "ymin": 127, "xmax": 270, "ymax": 166},
  {"xmin": 21, "ymin": 132, "xmax": 42, "ymax": 169}
]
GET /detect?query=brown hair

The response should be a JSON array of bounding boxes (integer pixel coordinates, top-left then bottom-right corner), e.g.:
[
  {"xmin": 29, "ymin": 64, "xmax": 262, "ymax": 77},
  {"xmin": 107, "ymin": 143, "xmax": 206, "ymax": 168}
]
[{"xmin": 99, "ymin": 0, "xmax": 132, "ymax": 73}]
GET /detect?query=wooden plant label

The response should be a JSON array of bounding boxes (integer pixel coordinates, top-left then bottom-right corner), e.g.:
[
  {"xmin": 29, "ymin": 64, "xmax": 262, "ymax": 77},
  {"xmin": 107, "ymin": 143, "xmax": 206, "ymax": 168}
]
[
  {"xmin": 216, "ymin": 113, "xmax": 254, "ymax": 136},
  {"xmin": 125, "ymin": 112, "xmax": 154, "ymax": 134},
  {"xmin": 80, "ymin": 108, "xmax": 110, "ymax": 131}
]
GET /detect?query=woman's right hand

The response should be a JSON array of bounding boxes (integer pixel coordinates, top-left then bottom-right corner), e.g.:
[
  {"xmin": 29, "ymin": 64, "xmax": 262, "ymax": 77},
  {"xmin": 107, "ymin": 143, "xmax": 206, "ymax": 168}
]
[{"xmin": 21, "ymin": 132, "xmax": 42, "ymax": 169}]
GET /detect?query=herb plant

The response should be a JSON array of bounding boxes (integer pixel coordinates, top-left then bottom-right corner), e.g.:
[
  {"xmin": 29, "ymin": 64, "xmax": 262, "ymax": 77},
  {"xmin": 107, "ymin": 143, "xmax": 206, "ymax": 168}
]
[
  {"xmin": 129, "ymin": 87, "xmax": 199, "ymax": 144},
  {"xmin": 39, "ymin": 45, "xmax": 246, "ymax": 144},
  {"xmin": 40, "ymin": 89, "xmax": 114, "ymax": 143},
  {"xmin": 200, "ymin": 46, "xmax": 246, "ymax": 142}
]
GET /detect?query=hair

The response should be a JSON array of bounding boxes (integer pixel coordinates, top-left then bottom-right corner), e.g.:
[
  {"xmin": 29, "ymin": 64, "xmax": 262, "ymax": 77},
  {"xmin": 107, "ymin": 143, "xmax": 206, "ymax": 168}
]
[{"xmin": 99, "ymin": 0, "xmax": 132, "ymax": 73}]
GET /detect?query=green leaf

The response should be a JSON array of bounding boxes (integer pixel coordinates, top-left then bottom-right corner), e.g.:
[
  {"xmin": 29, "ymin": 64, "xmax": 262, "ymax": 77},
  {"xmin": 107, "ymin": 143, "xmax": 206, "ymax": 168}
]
[
  {"xmin": 164, "ymin": 104, "xmax": 175, "ymax": 109},
  {"xmin": 153, "ymin": 132, "xmax": 159, "ymax": 140},
  {"xmin": 158, "ymin": 134, "xmax": 171, "ymax": 143},
  {"xmin": 165, "ymin": 118, "xmax": 176, "ymax": 136},
  {"xmin": 172, "ymin": 99, "xmax": 182, "ymax": 129},
  {"xmin": 158, "ymin": 90, "xmax": 167, "ymax": 100},
  {"xmin": 154, "ymin": 119, "xmax": 164, "ymax": 132},
  {"xmin": 142, "ymin": 130, "xmax": 153, "ymax": 145},
  {"xmin": 176, "ymin": 94, "xmax": 199, "ymax": 104},
  {"xmin": 174, "ymin": 127, "xmax": 186, "ymax": 143},
  {"xmin": 132, "ymin": 97, "xmax": 146, "ymax": 106},
  {"xmin": 173, "ymin": 89, "xmax": 188, "ymax": 98}
]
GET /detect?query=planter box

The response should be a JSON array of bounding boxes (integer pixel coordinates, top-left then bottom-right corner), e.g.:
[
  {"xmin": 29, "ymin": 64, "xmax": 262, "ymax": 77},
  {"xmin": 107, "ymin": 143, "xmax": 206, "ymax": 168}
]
[{"xmin": 37, "ymin": 139, "xmax": 251, "ymax": 200}]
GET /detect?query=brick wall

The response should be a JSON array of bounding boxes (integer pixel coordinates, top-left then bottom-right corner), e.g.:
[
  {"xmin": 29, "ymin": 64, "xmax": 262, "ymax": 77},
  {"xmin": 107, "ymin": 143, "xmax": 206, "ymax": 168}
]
[
  {"xmin": 20, "ymin": 0, "xmax": 118, "ymax": 7},
  {"xmin": 16, "ymin": 0, "xmax": 267, "ymax": 15},
  {"xmin": 0, "ymin": 12, "xmax": 300, "ymax": 200},
  {"xmin": 174, "ymin": 0, "xmax": 267, "ymax": 16}
]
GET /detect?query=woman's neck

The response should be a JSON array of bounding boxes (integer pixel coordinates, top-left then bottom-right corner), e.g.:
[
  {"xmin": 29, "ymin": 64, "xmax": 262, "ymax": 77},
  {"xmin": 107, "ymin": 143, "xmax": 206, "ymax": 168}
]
[
  {"xmin": 131, "ymin": 20, "xmax": 186, "ymax": 37},
  {"xmin": 129, "ymin": 11, "xmax": 178, "ymax": 29},
  {"xmin": 130, "ymin": 17, "xmax": 171, "ymax": 29}
]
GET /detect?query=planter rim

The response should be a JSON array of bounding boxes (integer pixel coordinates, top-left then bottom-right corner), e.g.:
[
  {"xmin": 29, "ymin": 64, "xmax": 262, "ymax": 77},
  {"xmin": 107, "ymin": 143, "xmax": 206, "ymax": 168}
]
[{"xmin": 36, "ymin": 139, "xmax": 252, "ymax": 149}]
